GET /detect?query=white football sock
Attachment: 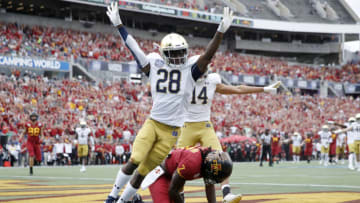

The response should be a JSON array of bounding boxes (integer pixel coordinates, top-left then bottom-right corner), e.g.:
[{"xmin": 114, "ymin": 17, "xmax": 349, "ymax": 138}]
[
  {"xmin": 110, "ymin": 169, "xmax": 132, "ymax": 198},
  {"xmin": 118, "ymin": 183, "xmax": 138, "ymax": 202},
  {"xmin": 325, "ymin": 154, "xmax": 329, "ymax": 163},
  {"xmin": 349, "ymin": 153, "xmax": 354, "ymax": 168},
  {"xmin": 297, "ymin": 156, "xmax": 300, "ymax": 162},
  {"xmin": 293, "ymin": 155, "xmax": 296, "ymax": 162}
]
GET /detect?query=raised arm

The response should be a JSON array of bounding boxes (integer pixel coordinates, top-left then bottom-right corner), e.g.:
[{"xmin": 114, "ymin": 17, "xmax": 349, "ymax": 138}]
[
  {"xmin": 168, "ymin": 172, "xmax": 186, "ymax": 203},
  {"xmin": 107, "ymin": 2, "xmax": 150, "ymax": 75},
  {"xmin": 333, "ymin": 127, "xmax": 352, "ymax": 135},
  {"xmin": 215, "ymin": 81, "xmax": 282, "ymax": 95},
  {"xmin": 205, "ymin": 183, "xmax": 216, "ymax": 203},
  {"xmin": 327, "ymin": 121, "xmax": 347, "ymax": 128},
  {"xmin": 192, "ymin": 8, "xmax": 233, "ymax": 80}
]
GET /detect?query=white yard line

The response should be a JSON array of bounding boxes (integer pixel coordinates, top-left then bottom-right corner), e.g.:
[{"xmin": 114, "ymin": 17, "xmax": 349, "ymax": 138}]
[
  {"xmin": 1, "ymin": 175, "xmax": 359, "ymax": 190},
  {"xmin": 188, "ymin": 181, "xmax": 360, "ymax": 189}
]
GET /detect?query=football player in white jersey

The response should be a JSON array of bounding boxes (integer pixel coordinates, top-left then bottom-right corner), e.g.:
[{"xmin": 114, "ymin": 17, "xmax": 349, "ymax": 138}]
[
  {"xmin": 336, "ymin": 131, "xmax": 346, "ymax": 164},
  {"xmin": 346, "ymin": 118, "xmax": 358, "ymax": 170},
  {"xmin": 75, "ymin": 120, "xmax": 92, "ymax": 172},
  {"xmin": 331, "ymin": 114, "xmax": 360, "ymax": 171},
  {"xmin": 318, "ymin": 125, "xmax": 332, "ymax": 166},
  {"xmin": 105, "ymin": 2, "xmax": 234, "ymax": 202},
  {"xmin": 291, "ymin": 132, "xmax": 302, "ymax": 163},
  {"xmin": 328, "ymin": 117, "xmax": 357, "ymax": 169},
  {"xmin": 176, "ymin": 71, "xmax": 280, "ymax": 202}
]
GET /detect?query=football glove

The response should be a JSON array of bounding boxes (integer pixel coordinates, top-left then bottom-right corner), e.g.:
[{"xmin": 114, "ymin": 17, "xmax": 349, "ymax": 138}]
[
  {"xmin": 107, "ymin": 2, "xmax": 122, "ymax": 27},
  {"xmin": 217, "ymin": 7, "xmax": 234, "ymax": 33},
  {"xmin": 327, "ymin": 120, "xmax": 335, "ymax": 125},
  {"xmin": 264, "ymin": 81, "xmax": 282, "ymax": 93}
]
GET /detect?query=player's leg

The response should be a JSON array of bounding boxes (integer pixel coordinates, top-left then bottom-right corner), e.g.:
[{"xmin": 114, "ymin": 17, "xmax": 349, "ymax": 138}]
[
  {"xmin": 348, "ymin": 143, "xmax": 355, "ymax": 170},
  {"xmin": 270, "ymin": 147, "xmax": 274, "ymax": 166},
  {"xmin": 35, "ymin": 144, "xmax": 42, "ymax": 164},
  {"xmin": 297, "ymin": 147, "xmax": 300, "ymax": 163},
  {"xmin": 176, "ymin": 122, "xmax": 201, "ymax": 148},
  {"xmin": 0, "ymin": 135, "xmax": 8, "ymax": 159},
  {"xmin": 260, "ymin": 146, "xmax": 265, "ymax": 166},
  {"xmin": 340, "ymin": 147, "xmax": 345, "ymax": 164},
  {"xmin": 118, "ymin": 121, "xmax": 179, "ymax": 202},
  {"xmin": 320, "ymin": 146, "xmax": 325, "ymax": 165},
  {"xmin": 107, "ymin": 119, "xmax": 157, "ymax": 201},
  {"xmin": 199, "ymin": 122, "xmax": 241, "ymax": 203},
  {"xmin": 27, "ymin": 142, "xmax": 35, "ymax": 175},
  {"xmin": 355, "ymin": 141, "xmax": 360, "ymax": 171},
  {"xmin": 324, "ymin": 147, "xmax": 329, "ymax": 166},
  {"xmin": 292, "ymin": 146, "xmax": 296, "ymax": 163},
  {"xmin": 149, "ymin": 175, "xmax": 172, "ymax": 203}
]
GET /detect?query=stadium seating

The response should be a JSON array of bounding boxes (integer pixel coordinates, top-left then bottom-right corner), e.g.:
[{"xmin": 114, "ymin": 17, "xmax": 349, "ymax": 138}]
[
  {"xmin": 1, "ymin": 22, "xmax": 359, "ymax": 83},
  {"xmin": 0, "ymin": 69, "xmax": 359, "ymax": 165}
]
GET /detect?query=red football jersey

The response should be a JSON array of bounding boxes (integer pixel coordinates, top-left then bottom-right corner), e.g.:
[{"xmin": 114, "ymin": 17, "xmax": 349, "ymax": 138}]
[
  {"xmin": 304, "ymin": 138, "xmax": 312, "ymax": 151},
  {"xmin": 165, "ymin": 147, "xmax": 206, "ymax": 181},
  {"xmin": 271, "ymin": 135, "xmax": 280, "ymax": 146},
  {"xmin": 25, "ymin": 122, "xmax": 42, "ymax": 144}
]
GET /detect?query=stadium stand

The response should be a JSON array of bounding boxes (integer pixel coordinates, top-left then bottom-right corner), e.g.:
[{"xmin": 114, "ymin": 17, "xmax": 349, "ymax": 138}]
[
  {"xmin": 0, "ymin": 71, "xmax": 359, "ymax": 166},
  {"xmin": 1, "ymin": 22, "xmax": 359, "ymax": 83},
  {"xmin": 0, "ymin": 0, "xmax": 359, "ymax": 168}
]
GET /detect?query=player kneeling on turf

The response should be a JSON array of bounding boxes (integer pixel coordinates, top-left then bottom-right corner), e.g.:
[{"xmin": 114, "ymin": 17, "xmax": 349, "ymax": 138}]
[{"xmin": 139, "ymin": 147, "xmax": 233, "ymax": 203}]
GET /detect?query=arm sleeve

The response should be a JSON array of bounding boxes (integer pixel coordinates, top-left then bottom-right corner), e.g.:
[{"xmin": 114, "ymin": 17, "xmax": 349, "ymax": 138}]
[
  {"xmin": 176, "ymin": 157, "xmax": 201, "ymax": 180},
  {"xmin": 210, "ymin": 73, "xmax": 221, "ymax": 85},
  {"xmin": 118, "ymin": 27, "xmax": 149, "ymax": 69},
  {"xmin": 191, "ymin": 63, "xmax": 203, "ymax": 82}
]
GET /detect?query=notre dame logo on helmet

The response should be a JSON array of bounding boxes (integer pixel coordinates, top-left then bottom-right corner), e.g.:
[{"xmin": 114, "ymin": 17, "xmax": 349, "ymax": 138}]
[{"xmin": 203, "ymin": 151, "xmax": 233, "ymax": 184}]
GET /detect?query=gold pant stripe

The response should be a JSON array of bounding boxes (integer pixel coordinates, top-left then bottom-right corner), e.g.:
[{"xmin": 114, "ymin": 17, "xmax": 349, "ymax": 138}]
[
  {"xmin": 130, "ymin": 119, "xmax": 180, "ymax": 176},
  {"xmin": 177, "ymin": 121, "xmax": 222, "ymax": 151}
]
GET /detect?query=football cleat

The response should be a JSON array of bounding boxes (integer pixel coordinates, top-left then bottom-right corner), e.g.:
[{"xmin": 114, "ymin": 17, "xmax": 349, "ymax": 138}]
[
  {"xmin": 104, "ymin": 195, "xmax": 119, "ymax": 203},
  {"xmin": 223, "ymin": 193, "xmax": 242, "ymax": 203},
  {"xmin": 132, "ymin": 193, "xmax": 143, "ymax": 203},
  {"xmin": 80, "ymin": 166, "xmax": 86, "ymax": 173},
  {"xmin": 349, "ymin": 165, "xmax": 355, "ymax": 170}
]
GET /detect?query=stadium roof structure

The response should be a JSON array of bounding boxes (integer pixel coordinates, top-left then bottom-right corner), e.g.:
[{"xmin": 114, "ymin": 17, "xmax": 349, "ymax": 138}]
[{"xmin": 59, "ymin": 0, "xmax": 360, "ymax": 34}]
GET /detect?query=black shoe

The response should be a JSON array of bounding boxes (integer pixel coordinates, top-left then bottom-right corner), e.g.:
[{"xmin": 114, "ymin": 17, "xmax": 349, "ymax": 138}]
[
  {"xmin": 132, "ymin": 193, "xmax": 143, "ymax": 203},
  {"xmin": 30, "ymin": 167, "xmax": 33, "ymax": 176},
  {"xmin": 307, "ymin": 160, "xmax": 310, "ymax": 164},
  {"xmin": 104, "ymin": 195, "xmax": 119, "ymax": 203}
]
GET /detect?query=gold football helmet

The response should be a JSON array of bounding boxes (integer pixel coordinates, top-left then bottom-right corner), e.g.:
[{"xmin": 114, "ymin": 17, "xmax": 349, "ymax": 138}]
[
  {"xmin": 322, "ymin": 125, "xmax": 329, "ymax": 131},
  {"xmin": 160, "ymin": 33, "xmax": 188, "ymax": 68},
  {"xmin": 356, "ymin": 113, "xmax": 360, "ymax": 121}
]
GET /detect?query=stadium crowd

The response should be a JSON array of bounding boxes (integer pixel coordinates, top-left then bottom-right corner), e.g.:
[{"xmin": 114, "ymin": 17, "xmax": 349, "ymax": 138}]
[
  {"xmin": 1, "ymin": 22, "xmax": 359, "ymax": 83},
  {"xmin": 0, "ymin": 70, "xmax": 359, "ymax": 167}
]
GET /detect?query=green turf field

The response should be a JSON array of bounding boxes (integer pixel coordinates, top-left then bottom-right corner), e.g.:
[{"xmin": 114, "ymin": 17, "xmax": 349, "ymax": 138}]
[{"xmin": 0, "ymin": 161, "xmax": 359, "ymax": 202}]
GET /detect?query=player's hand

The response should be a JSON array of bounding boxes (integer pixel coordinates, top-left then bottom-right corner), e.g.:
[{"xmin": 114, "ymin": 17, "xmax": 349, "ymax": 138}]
[
  {"xmin": 327, "ymin": 120, "xmax": 335, "ymax": 125},
  {"xmin": 264, "ymin": 81, "xmax": 282, "ymax": 93},
  {"xmin": 217, "ymin": 7, "xmax": 234, "ymax": 33},
  {"xmin": 106, "ymin": 2, "xmax": 122, "ymax": 27}
]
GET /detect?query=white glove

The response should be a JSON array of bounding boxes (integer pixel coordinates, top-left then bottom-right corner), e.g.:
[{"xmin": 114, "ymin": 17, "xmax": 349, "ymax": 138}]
[
  {"xmin": 264, "ymin": 81, "xmax": 282, "ymax": 93},
  {"xmin": 327, "ymin": 121, "xmax": 335, "ymax": 125},
  {"xmin": 334, "ymin": 129, "xmax": 342, "ymax": 134},
  {"xmin": 106, "ymin": 2, "xmax": 122, "ymax": 27},
  {"xmin": 217, "ymin": 7, "xmax": 234, "ymax": 33}
]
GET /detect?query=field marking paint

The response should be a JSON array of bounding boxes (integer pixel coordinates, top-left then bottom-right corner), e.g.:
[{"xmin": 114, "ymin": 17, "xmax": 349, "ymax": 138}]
[
  {"xmin": 0, "ymin": 176, "xmax": 114, "ymax": 181},
  {"xmin": 1, "ymin": 175, "xmax": 360, "ymax": 190},
  {"xmin": 188, "ymin": 181, "xmax": 360, "ymax": 189}
]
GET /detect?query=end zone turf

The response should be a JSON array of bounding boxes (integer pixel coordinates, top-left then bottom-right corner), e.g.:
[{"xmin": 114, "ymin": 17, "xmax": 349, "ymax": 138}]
[{"xmin": 0, "ymin": 162, "xmax": 359, "ymax": 202}]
